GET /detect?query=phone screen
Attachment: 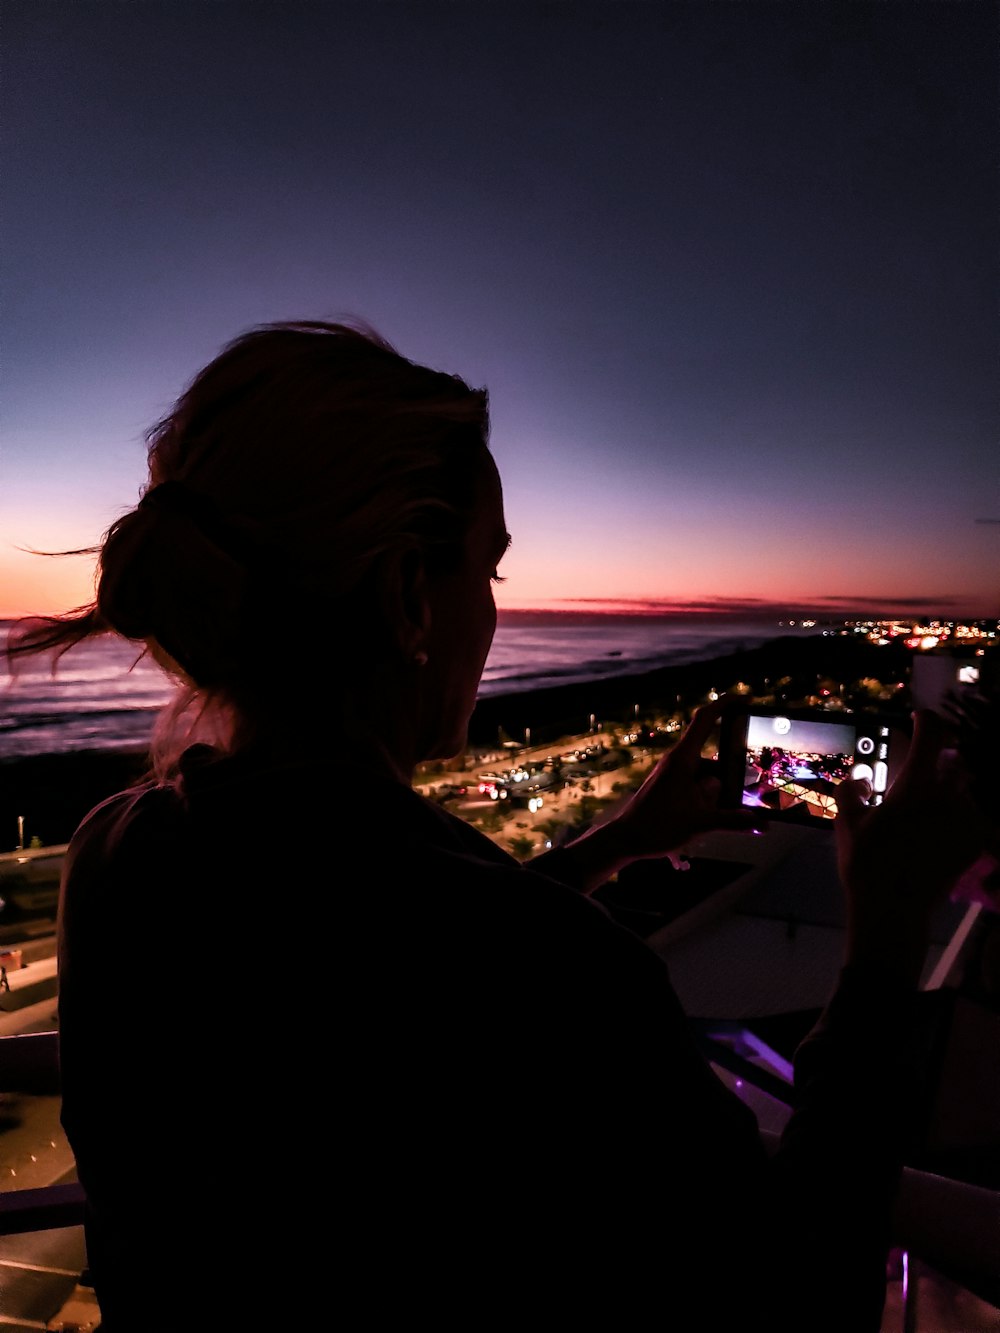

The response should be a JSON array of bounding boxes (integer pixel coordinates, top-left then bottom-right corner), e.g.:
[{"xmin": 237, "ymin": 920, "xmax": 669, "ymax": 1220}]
[{"xmin": 720, "ymin": 708, "xmax": 903, "ymax": 823}]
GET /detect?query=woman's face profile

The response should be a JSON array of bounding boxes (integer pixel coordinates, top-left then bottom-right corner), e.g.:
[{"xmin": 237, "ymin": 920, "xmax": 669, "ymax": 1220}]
[{"xmin": 419, "ymin": 454, "xmax": 509, "ymax": 761}]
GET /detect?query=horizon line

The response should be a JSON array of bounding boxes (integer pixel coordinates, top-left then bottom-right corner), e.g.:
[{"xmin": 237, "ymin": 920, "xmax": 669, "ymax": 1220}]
[
  {"xmin": 495, "ymin": 598, "xmax": 1000, "ymax": 620},
  {"xmin": 2, "ymin": 601, "xmax": 999, "ymax": 625}
]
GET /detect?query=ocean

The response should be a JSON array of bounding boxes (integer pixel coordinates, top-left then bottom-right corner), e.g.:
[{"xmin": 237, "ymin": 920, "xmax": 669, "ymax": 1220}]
[{"xmin": 1, "ymin": 612, "xmax": 821, "ymax": 760}]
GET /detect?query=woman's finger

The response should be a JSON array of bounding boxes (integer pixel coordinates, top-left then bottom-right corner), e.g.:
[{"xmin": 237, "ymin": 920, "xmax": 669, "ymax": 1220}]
[
  {"xmin": 835, "ymin": 776, "xmax": 871, "ymax": 833},
  {"xmin": 674, "ymin": 697, "xmax": 729, "ymax": 757}
]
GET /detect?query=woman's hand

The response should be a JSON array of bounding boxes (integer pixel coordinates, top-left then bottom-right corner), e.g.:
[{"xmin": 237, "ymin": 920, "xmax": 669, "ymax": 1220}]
[
  {"xmin": 533, "ymin": 698, "xmax": 760, "ymax": 894},
  {"xmin": 835, "ymin": 709, "xmax": 989, "ymax": 985},
  {"xmin": 600, "ymin": 697, "xmax": 762, "ymax": 863}
]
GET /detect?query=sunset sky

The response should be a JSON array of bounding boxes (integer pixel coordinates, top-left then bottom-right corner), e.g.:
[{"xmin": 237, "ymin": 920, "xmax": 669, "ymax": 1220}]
[{"xmin": 3, "ymin": 1, "xmax": 997, "ymax": 621}]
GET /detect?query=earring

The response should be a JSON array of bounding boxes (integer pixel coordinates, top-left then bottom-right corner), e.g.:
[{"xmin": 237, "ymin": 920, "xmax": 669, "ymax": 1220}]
[{"xmin": 413, "ymin": 650, "xmax": 429, "ymax": 667}]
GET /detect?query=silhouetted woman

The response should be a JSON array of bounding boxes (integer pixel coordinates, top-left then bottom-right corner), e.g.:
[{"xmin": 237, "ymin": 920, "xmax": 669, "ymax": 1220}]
[{"xmin": 5, "ymin": 322, "xmax": 987, "ymax": 1331}]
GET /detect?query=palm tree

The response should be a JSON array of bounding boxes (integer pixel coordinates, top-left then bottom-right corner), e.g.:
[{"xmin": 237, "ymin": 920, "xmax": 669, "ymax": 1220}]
[{"xmin": 508, "ymin": 834, "xmax": 535, "ymax": 861}]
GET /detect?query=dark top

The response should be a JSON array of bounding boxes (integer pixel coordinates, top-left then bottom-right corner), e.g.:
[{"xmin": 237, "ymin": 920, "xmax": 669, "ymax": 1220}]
[{"xmin": 57, "ymin": 746, "xmax": 921, "ymax": 1331}]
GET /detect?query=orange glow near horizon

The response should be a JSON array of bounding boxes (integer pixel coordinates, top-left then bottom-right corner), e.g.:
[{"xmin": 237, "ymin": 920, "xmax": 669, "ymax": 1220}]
[
  {"xmin": 3, "ymin": 487, "xmax": 998, "ymax": 624},
  {"xmin": 0, "ymin": 550, "xmax": 99, "ymax": 621},
  {"xmin": 1, "ymin": 543, "xmax": 997, "ymax": 624}
]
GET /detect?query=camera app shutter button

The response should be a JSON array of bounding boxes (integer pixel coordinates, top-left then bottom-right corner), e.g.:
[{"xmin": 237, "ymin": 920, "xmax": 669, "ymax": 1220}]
[{"xmin": 851, "ymin": 763, "xmax": 874, "ymax": 783}]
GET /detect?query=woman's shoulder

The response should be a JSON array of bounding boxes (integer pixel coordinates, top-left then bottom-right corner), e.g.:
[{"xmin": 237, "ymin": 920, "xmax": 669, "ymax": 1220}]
[{"xmin": 65, "ymin": 775, "xmax": 185, "ymax": 876}]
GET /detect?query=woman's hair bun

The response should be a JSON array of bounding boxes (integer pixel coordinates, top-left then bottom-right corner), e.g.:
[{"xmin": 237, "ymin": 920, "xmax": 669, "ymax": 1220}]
[{"xmin": 97, "ymin": 493, "xmax": 249, "ymax": 684}]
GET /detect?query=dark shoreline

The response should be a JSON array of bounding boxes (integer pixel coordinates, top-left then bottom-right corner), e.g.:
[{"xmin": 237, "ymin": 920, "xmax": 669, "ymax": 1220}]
[
  {"xmin": 466, "ymin": 632, "xmax": 912, "ymax": 746},
  {"xmin": 1, "ymin": 633, "xmax": 911, "ymax": 851}
]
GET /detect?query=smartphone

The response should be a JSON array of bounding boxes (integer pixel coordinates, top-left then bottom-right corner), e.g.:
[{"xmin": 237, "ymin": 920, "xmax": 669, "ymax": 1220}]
[{"xmin": 717, "ymin": 705, "xmax": 911, "ymax": 825}]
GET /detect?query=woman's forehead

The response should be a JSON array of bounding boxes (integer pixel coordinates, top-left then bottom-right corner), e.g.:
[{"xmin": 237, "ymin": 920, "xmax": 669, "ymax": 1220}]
[{"xmin": 479, "ymin": 454, "xmax": 508, "ymax": 534}]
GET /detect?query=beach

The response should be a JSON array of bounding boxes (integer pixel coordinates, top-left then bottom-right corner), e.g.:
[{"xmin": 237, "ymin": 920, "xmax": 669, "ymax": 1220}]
[{"xmin": 0, "ymin": 632, "xmax": 913, "ymax": 852}]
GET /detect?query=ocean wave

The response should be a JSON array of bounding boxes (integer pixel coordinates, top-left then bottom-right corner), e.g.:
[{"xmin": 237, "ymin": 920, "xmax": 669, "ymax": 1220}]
[{"xmin": 0, "ymin": 706, "xmax": 160, "ymax": 734}]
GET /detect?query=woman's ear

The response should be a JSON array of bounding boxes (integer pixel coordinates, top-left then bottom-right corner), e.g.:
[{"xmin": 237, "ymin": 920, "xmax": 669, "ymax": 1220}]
[{"xmin": 374, "ymin": 544, "xmax": 432, "ymax": 662}]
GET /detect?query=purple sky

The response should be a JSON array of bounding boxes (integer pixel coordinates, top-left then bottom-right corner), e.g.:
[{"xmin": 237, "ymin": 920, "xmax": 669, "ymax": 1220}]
[{"xmin": 3, "ymin": 1, "xmax": 997, "ymax": 619}]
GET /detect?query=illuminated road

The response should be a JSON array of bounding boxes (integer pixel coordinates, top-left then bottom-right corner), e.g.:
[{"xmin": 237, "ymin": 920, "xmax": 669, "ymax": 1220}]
[{"xmin": 413, "ymin": 730, "xmax": 675, "ymax": 856}]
